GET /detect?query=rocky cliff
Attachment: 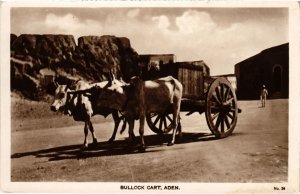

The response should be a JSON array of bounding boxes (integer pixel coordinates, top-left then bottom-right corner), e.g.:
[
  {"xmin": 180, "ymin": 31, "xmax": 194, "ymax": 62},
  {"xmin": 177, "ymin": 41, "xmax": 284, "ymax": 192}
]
[{"xmin": 10, "ymin": 34, "xmax": 140, "ymax": 100}]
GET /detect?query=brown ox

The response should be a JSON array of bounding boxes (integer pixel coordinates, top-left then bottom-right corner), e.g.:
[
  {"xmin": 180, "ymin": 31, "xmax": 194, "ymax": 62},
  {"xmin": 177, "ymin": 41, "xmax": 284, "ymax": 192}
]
[
  {"xmin": 50, "ymin": 79, "xmax": 126, "ymax": 149},
  {"xmin": 73, "ymin": 76, "xmax": 183, "ymax": 151}
]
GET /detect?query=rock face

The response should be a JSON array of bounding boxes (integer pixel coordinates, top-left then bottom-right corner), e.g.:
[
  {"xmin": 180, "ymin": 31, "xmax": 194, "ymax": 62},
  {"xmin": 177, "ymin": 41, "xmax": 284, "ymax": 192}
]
[
  {"xmin": 77, "ymin": 35, "xmax": 140, "ymax": 81},
  {"xmin": 10, "ymin": 34, "xmax": 140, "ymax": 100}
]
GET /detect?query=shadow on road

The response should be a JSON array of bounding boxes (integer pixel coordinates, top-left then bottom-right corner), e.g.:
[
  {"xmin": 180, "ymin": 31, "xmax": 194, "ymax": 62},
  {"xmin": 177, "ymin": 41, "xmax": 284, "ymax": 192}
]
[{"xmin": 11, "ymin": 132, "xmax": 218, "ymax": 161}]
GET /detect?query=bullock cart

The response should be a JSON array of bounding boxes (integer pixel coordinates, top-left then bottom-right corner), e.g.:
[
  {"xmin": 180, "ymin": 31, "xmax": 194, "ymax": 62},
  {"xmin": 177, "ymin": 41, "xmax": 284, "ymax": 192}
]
[{"xmin": 143, "ymin": 62, "xmax": 240, "ymax": 139}]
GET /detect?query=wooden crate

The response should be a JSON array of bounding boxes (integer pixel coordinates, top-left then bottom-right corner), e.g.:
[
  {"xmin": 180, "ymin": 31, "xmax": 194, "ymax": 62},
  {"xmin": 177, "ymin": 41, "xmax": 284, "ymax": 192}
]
[{"xmin": 178, "ymin": 67, "xmax": 204, "ymax": 99}]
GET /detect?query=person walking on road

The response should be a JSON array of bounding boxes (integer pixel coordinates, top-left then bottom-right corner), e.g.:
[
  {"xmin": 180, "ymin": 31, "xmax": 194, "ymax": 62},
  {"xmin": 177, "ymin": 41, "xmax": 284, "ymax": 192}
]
[{"xmin": 260, "ymin": 85, "xmax": 268, "ymax": 108}]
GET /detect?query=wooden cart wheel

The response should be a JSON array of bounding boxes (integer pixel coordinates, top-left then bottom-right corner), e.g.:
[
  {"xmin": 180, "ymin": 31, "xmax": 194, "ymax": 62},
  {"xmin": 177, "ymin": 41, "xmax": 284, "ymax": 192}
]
[
  {"xmin": 205, "ymin": 78, "xmax": 238, "ymax": 138},
  {"xmin": 146, "ymin": 113, "xmax": 174, "ymax": 134}
]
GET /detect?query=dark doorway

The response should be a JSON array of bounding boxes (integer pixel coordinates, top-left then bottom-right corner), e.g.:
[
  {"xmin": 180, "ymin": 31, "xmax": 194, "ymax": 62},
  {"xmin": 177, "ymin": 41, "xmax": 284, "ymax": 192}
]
[{"xmin": 273, "ymin": 66, "xmax": 282, "ymax": 92}]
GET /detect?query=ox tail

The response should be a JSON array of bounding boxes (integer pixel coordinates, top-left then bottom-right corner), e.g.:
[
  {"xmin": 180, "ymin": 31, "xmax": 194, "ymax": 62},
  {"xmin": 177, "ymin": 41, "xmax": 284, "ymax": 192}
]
[
  {"xmin": 169, "ymin": 79, "xmax": 175, "ymax": 104},
  {"xmin": 170, "ymin": 77, "xmax": 182, "ymax": 104}
]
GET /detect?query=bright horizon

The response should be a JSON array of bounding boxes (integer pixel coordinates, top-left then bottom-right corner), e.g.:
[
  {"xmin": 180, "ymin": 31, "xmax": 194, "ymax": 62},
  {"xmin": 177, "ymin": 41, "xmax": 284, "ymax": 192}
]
[{"xmin": 11, "ymin": 7, "xmax": 288, "ymax": 75}]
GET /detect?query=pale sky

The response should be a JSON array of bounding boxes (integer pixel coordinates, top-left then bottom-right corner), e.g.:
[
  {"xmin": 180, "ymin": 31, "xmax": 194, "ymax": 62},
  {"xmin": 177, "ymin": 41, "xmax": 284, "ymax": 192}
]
[{"xmin": 11, "ymin": 7, "xmax": 288, "ymax": 75}]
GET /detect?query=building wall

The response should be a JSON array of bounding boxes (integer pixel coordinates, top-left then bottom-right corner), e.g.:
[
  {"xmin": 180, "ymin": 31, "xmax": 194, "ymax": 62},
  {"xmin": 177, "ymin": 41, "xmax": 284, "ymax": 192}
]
[
  {"xmin": 149, "ymin": 55, "xmax": 176, "ymax": 64},
  {"xmin": 235, "ymin": 43, "xmax": 288, "ymax": 100},
  {"xmin": 139, "ymin": 54, "xmax": 176, "ymax": 68},
  {"xmin": 39, "ymin": 68, "xmax": 56, "ymax": 86}
]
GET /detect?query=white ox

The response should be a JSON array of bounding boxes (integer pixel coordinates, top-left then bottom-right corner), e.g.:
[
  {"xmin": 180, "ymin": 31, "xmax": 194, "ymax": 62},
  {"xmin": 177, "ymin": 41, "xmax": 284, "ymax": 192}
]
[
  {"xmin": 50, "ymin": 79, "xmax": 126, "ymax": 149},
  {"xmin": 73, "ymin": 76, "xmax": 183, "ymax": 152}
]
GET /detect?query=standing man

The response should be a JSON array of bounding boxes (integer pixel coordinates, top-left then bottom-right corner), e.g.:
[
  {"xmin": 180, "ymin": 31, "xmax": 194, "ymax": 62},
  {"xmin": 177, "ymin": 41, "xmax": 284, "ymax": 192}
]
[{"xmin": 260, "ymin": 85, "xmax": 268, "ymax": 107}]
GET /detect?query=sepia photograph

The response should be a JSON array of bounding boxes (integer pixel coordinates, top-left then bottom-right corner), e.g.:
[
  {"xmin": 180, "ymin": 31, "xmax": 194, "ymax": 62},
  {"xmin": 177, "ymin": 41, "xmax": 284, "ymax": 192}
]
[{"xmin": 1, "ymin": 1, "xmax": 299, "ymax": 193}]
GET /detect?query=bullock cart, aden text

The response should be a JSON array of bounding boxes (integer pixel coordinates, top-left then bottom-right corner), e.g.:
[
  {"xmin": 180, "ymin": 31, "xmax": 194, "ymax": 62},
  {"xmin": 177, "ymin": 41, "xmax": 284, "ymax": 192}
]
[{"xmin": 143, "ymin": 62, "xmax": 241, "ymax": 139}]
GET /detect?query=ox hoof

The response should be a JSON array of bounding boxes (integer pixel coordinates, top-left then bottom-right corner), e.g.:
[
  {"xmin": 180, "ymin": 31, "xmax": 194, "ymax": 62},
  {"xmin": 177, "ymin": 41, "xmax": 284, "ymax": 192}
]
[
  {"xmin": 81, "ymin": 145, "xmax": 88, "ymax": 151},
  {"xmin": 92, "ymin": 139, "xmax": 98, "ymax": 145},
  {"xmin": 107, "ymin": 138, "xmax": 114, "ymax": 144},
  {"xmin": 138, "ymin": 146, "xmax": 146, "ymax": 153},
  {"xmin": 167, "ymin": 142, "xmax": 174, "ymax": 146}
]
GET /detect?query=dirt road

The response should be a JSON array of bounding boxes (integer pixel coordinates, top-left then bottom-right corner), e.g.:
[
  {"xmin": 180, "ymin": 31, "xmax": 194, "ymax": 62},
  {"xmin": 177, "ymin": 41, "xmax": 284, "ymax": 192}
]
[{"xmin": 11, "ymin": 99, "xmax": 288, "ymax": 182}]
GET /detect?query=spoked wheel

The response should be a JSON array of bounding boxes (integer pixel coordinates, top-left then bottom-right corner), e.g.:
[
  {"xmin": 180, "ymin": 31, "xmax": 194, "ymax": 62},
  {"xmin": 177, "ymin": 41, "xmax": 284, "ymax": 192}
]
[
  {"xmin": 205, "ymin": 78, "xmax": 238, "ymax": 138},
  {"xmin": 146, "ymin": 113, "xmax": 174, "ymax": 134}
]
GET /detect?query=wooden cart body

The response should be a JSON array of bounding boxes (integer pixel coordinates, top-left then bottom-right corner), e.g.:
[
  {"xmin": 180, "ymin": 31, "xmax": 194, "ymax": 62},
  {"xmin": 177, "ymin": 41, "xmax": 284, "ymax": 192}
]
[{"xmin": 142, "ymin": 61, "xmax": 239, "ymax": 138}]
